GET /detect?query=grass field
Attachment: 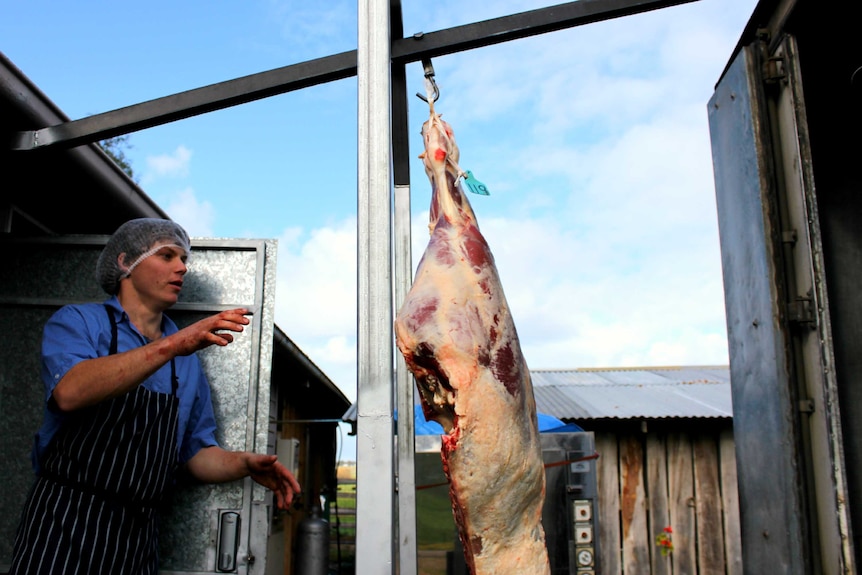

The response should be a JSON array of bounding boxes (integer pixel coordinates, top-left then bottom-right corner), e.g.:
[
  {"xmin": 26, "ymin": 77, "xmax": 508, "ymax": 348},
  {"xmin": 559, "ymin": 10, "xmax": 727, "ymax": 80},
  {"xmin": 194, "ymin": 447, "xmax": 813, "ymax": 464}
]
[{"xmin": 330, "ymin": 458, "xmax": 461, "ymax": 575}]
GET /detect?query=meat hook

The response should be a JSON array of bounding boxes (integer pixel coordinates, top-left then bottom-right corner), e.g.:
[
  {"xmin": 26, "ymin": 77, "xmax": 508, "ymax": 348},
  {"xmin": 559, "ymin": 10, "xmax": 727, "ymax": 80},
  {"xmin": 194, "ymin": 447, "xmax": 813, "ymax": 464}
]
[{"xmin": 416, "ymin": 58, "xmax": 440, "ymax": 104}]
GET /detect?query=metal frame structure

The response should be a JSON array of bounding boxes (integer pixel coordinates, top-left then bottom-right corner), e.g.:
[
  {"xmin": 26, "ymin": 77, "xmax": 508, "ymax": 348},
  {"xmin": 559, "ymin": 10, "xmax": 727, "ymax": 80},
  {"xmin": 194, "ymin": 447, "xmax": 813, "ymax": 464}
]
[{"xmin": 7, "ymin": 1, "xmax": 699, "ymax": 572}]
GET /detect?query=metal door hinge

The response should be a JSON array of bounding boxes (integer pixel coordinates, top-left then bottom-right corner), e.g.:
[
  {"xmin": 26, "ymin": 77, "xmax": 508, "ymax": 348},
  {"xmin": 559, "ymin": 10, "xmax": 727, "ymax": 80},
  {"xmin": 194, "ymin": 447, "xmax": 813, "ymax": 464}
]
[
  {"xmin": 787, "ymin": 292, "xmax": 816, "ymax": 328},
  {"xmin": 764, "ymin": 56, "xmax": 787, "ymax": 85},
  {"xmin": 782, "ymin": 230, "xmax": 798, "ymax": 245}
]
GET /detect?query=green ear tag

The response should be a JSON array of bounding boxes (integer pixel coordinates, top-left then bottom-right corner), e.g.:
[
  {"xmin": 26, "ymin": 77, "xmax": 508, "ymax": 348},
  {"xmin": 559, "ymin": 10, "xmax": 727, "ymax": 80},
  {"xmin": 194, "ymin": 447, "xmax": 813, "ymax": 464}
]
[{"xmin": 463, "ymin": 170, "xmax": 490, "ymax": 196}]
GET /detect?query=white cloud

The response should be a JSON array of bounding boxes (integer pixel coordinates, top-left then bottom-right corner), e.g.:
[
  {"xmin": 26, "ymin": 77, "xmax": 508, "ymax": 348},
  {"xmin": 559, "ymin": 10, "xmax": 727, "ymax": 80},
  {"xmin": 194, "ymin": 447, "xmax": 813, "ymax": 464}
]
[
  {"xmin": 143, "ymin": 145, "xmax": 192, "ymax": 182},
  {"xmin": 274, "ymin": 219, "xmax": 357, "ymax": 336},
  {"xmin": 472, "ymin": 212, "xmax": 728, "ymax": 371},
  {"xmin": 164, "ymin": 188, "xmax": 216, "ymax": 237},
  {"xmin": 273, "ymin": 218, "xmax": 358, "ymax": 402}
]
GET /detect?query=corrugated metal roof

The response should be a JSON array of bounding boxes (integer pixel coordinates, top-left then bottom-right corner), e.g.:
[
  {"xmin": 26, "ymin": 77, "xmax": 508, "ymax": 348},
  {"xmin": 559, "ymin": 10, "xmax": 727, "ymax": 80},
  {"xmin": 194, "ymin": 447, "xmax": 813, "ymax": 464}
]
[
  {"xmin": 343, "ymin": 366, "xmax": 732, "ymax": 424},
  {"xmin": 531, "ymin": 366, "xmax": 732, "ymax": 420}
]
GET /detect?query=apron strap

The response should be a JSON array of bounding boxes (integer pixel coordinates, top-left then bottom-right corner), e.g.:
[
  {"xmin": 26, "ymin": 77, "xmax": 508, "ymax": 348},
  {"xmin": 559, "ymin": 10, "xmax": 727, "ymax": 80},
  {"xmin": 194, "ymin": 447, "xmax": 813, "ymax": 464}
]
[
  {"xmin": 170, "ymin": 353, "xmax": 178, "ymax": 396},
  {"xmin": 105, "ymin": 303, "xmax": 118, "ymax": 355}
]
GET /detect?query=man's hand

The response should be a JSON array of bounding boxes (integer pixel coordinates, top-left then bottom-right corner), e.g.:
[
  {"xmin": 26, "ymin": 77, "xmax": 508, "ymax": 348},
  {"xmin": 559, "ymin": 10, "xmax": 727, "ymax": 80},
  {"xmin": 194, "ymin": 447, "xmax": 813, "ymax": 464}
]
[
  {"xmin": 171, "ymin": 308, "xmax": 251, "ymax": 355},
  {"xmin": 247, "ymin": 453, "xmax": 302, "ymax": 510}
]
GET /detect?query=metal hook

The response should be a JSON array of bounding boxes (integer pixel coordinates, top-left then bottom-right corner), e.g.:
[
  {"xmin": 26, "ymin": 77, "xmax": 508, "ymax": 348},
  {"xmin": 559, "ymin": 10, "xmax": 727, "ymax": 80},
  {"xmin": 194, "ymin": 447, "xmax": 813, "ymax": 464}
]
[{"xmin": 416, "ymin": 58, "xmax": 440, "ymax": 103}]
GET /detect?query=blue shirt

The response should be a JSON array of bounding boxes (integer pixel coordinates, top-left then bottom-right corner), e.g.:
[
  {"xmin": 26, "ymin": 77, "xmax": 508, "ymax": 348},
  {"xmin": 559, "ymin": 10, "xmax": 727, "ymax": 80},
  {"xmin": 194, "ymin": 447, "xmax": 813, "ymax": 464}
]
[{"xmin": 33, "ymin": 296, "xmax": 219, "ymax": 473}]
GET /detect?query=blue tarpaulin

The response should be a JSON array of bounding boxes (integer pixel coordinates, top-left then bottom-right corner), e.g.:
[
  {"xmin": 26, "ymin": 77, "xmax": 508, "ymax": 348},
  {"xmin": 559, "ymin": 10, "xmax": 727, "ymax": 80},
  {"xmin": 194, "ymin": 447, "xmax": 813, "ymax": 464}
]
[{"xmin": 408, "ymin": 404, "xmax": 582, "ymax": 435}]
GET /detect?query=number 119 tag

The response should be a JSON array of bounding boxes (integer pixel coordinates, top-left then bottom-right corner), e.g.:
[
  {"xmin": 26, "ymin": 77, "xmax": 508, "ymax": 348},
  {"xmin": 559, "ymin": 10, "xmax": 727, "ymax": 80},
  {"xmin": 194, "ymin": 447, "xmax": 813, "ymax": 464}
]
[{"xmin": 463, "ymin": 170, "xmax": 490, "ymax": 196}]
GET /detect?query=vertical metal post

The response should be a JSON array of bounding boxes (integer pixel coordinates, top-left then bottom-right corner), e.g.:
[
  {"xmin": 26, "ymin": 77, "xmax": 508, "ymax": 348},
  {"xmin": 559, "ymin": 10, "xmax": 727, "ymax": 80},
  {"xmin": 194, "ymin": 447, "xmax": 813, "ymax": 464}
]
[
  {"xmin": 356, "ymin": 0, "xmax": 394, "ymax": 571},
  {"xmin": 394, "ymin": 182, "xmax": 418, "ymax": 575},
  {"xmin": 390, "ymin": 11, "xmax": 419, "ymax": 570}
]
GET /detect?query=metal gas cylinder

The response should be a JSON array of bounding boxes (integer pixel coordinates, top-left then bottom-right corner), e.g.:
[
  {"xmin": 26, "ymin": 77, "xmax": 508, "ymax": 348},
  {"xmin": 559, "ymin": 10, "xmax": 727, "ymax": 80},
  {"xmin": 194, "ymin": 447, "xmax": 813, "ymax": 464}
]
[{"xmin": 295, "ymin": 500, "xmax": 330, "ymax": 575}]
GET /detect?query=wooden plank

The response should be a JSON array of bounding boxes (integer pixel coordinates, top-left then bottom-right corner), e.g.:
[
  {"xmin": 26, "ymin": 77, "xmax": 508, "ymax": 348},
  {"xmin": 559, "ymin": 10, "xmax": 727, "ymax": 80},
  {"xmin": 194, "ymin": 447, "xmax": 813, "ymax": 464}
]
[
  {"xmin": 620, "ymin": 434, "xmax": 649, "ymax": 574},
  {"xmin": 284, "ymin": 511, "xmax": 298, "ymax": 575},
  {"xmin": 280, "ymin": 404, "xmax": 301, "ymax": 575},
  {"xmin": 694, "ymin": 435, "xmax": 726, "ymax": 574},
  {"xmin": 596, "ymin": 432, "xmax": 621, "ymax": 574},
  {"xmin": 719, "ymin": 428, "xmax": 743, "ymax": 575},
  {"xmin": 646, "ymin": 433, "xmax": 672, "ymax": 575},
  {"xmin": 667, "ymin": 431, "xmax": 696, "ymax": 574}
]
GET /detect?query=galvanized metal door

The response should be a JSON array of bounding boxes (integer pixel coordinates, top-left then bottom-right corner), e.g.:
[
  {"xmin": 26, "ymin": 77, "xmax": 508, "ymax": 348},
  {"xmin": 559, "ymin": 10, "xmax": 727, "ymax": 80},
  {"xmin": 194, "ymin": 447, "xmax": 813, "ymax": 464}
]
[
  {"xmin": 709, "ymin": 36, "xmax": 853, "ymax": 573},
  {"xmin": 0, "ymin": 236, "xmax": 278, "ymax": 575}
]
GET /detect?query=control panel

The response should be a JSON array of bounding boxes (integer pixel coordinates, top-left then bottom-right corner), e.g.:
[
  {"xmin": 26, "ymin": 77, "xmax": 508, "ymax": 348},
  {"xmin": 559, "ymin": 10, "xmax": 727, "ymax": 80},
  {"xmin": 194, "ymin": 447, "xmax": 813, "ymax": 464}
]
[
  {"xmin": 541, "ymin": 432, "xmax": 600, "ymax": 574},
  {"xmin": 567, "ymin": 444, "xmax": 599, "ymax": 575}
]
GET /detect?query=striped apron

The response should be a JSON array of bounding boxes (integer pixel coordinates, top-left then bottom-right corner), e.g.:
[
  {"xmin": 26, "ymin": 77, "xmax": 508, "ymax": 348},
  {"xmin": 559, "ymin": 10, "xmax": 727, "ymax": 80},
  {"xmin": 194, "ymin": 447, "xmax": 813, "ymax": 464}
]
[{"xmin": 10, "ymin": 305, "xmax": 180, "ymax": 575}]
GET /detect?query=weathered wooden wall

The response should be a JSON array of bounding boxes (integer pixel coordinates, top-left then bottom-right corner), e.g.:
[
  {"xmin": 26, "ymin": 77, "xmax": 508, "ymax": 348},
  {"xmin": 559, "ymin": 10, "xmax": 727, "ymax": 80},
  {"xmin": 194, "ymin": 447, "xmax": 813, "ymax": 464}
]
[{"xmin": 596, "ymin": 425, "xmax": 742, "ymax": 575}]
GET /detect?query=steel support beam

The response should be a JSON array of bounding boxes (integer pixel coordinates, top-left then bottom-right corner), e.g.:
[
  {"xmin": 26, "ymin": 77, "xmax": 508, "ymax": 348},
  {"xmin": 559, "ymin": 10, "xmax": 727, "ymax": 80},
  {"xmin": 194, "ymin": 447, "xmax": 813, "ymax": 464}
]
[{"xmin": 8, "ymin": 0, "xmax": 696, "ymax": 151}]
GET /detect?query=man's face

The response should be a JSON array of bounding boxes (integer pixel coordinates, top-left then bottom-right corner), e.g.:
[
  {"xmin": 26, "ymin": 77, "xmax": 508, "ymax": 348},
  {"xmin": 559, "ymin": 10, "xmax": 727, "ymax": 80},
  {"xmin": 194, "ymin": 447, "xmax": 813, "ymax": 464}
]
[{"xmin": 125, "ymin": 244, "xmax": 189, "ymax": 307}]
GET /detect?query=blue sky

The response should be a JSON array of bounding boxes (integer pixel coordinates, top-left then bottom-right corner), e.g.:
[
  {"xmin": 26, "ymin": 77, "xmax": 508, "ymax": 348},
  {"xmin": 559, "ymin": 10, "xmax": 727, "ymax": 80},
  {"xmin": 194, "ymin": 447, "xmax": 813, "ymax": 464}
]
[{"xmin": 3, "ymin": 0, "xmax": 759, "ymax": 461}]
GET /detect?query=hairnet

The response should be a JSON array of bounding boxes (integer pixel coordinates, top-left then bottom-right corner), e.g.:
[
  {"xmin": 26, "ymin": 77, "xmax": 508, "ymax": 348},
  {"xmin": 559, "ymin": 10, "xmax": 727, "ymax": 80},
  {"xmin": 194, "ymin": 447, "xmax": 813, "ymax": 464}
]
[{"xmin": 96, "ymin": 218, "xmax": 191, "ymax": 294}]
